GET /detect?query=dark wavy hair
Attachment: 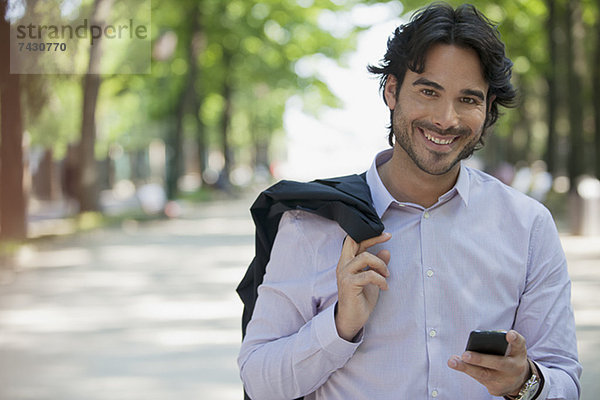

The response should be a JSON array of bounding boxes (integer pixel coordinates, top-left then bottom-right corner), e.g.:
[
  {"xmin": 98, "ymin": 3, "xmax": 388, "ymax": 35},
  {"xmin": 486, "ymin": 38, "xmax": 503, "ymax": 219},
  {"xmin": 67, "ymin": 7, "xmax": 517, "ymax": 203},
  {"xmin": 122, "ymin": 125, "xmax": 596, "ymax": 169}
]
[{"xmin": 368, "ymin": 2, "xmax": 517, "ymax": 147}]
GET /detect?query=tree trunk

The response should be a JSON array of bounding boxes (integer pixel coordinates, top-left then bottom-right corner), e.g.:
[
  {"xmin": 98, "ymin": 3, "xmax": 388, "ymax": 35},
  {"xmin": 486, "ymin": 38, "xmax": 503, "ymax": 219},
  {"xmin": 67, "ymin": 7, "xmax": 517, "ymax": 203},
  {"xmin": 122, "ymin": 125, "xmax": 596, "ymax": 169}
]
[
  {"xmin": 166, "ymin": 112, "xmax": 184, "ymax": 200},
  {"xmin": 518, "ymin": 85, "xmax": 533, "ymax": 162},
  {"xmin": 196, "ymin": 104, "xmax": 207, "ymax": 184},
  {"xmin": 594, "ymin": 15, "xmax": 600, "ymax": 178},
  {"xmin": 220, "ymin": 50, "xmax": 233, "ymax": 188},
  {"xmin": 192, "ymin": 24, "xmax": 207, "ymax": 184},
  {"xmin": 32, "ymin": 149, "xmax": 56, "ymax": 200},
  {"xmin": 250, "ymin": 115, "xmax": 271, "ymax": 176},
  {"xmin": 0, "ymin": 1, "xmax": 27, "ymax": 240},
  {"xmin": 129, "ymin": 150, "xmax": 148, "ymax": 184},
  {"xmin": 78, "ymin": 0, "xmax": 114, "ymax": 211},
  {"xmin": 565, "ymin": 0, "xmax": 586, "ymax": 188},
  {"xmin": 166, "ymin": 2, "xmax": 204, "ymax": 199},
  {"xmin": 544, "ymin": 0, "xmax": 558, "ymax": 174}
]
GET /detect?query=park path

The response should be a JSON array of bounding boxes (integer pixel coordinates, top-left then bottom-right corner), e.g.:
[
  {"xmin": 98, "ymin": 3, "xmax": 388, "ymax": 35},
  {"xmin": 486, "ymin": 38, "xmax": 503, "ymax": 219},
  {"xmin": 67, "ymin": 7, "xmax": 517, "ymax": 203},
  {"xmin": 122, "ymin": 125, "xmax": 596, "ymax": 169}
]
[
  {"xmin": 0, "ymin": 196, "xmax": 599, "ymax": 399},
  {"xmin": 0, "ymin": 197, "xmax": 254, "ymax": 400}
]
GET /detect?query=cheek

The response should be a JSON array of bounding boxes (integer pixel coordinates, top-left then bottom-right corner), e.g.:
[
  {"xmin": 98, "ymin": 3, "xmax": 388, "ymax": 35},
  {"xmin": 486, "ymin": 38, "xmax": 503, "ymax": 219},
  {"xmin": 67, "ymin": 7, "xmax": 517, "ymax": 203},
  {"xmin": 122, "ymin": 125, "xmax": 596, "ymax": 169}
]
[
  {"xmin": 462, "ymin": 108, "xmax": 488, "ymax": 130},
  {"xmin": 397, "ymin": 96, "xmax": 430, "ymax": 117}
]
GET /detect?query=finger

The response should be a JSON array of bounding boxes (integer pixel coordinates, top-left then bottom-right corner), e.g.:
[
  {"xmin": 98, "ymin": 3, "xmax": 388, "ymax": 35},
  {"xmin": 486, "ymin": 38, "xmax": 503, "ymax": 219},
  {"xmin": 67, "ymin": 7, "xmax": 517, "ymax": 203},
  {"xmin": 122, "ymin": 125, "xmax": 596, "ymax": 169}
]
[
  {"xmin": 357, "ymin": 232, "xmax": 392, "ymax": 254},
  {"xmin": 448, "ymin": 355, "xmax": 493, "ymax": 384},
  {"xmin": 339, "ymin": 235, "xmax": 361, "ymax": 265},
  {"xmin": 339, "ymin": 233, "xmax": 391, "ymax": 267},
  {"xmin": 351, "ymin": 269, "xmax": 389, "ymax": 291},
  {"xmin": 506, "ymin": 330, "xmax": 527, "ymax": 357},
  {"xmin": 461, "ymin": 351, "xmax": 506, "ymax": 371},
  {"xmin": 376, "ymin": 249, "xmax": 391, "ymax": 265},
  {"xmin": 448, "ymin": 355, "xmax": 465, "ymax": 371},
  {"xmin": 449, "ymin": 356, "xmax": 509, "ymax": 397},
  {"xmin": 346, "ymin": 252, "xmax": 390, "ymax": 277}
]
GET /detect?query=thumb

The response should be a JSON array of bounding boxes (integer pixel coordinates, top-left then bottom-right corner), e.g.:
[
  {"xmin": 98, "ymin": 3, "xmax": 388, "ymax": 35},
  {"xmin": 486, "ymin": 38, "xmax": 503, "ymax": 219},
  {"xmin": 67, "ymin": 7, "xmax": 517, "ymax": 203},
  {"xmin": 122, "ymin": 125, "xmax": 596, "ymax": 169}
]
[
  {"xmin": 339, "ymin": 235, "xmax": 360, "ymax": 264},
  {"xmin": 357, "ymin": 232, "xmax": 392, "ymax": 254},
  {"xmin": 506, "ymin": 330, "xmax": 527, "ymax": 357}
]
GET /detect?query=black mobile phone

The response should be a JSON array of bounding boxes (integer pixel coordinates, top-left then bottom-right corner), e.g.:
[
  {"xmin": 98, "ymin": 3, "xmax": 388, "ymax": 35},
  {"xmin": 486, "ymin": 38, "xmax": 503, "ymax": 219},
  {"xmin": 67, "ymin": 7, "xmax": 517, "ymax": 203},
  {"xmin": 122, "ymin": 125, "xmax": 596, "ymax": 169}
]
[{"xmin": 465, "ymin": 330, "xmax": 508, "ymax": 356}]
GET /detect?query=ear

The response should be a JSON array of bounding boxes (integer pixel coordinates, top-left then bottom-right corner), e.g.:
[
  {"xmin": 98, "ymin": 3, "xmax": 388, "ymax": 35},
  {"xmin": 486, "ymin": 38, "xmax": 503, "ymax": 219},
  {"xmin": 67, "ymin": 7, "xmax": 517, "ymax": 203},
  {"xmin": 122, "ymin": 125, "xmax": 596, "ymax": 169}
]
[
  {"xmin": 384, "ymin": 75, "xmax": 399, "ymax": 110},
  {"xmin": 487, "ymin": 94, "xmax": 496, "ymax": 112}
]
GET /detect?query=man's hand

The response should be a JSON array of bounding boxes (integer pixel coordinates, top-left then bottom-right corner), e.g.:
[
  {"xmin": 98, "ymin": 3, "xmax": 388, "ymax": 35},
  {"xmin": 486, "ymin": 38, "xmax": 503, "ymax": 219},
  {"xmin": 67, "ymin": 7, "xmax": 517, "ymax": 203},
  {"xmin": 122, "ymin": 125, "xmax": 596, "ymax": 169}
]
[
  {"xmin": 447, "ymin": 330, "xmax": 531, "ymax": 397},
  {"xmin": 335, "ymin": 233, "xmax": 391, "ymax": 342}
]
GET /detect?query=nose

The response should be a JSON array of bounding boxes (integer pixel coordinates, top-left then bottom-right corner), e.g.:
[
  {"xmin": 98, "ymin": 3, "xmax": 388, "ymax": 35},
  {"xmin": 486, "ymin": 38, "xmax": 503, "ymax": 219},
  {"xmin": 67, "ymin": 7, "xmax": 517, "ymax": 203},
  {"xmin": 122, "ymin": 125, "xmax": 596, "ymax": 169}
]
[{"xmin": 432, "ymin": 100, "xmax": 459, "ymax": 131}]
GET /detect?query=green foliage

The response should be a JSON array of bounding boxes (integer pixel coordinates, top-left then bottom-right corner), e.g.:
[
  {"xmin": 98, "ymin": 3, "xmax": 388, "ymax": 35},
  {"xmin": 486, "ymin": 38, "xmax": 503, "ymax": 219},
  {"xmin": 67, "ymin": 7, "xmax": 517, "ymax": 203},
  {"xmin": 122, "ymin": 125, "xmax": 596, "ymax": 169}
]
[
  {"xmin": 142, "ymin": 0, "xmax": 381, "ymax": 167},
  {"xmin": 23, "ymin": 76, "xmax": 82, "ymax": 159},
  {"xmin": 23, "ymin": 0, "xmax": 599, "ymax": 181},
  {"xmin": 195, "ymin": 0, "xmax": 362, "ymax": 145},
  {"xmin": 19, "ymin": 0, "xmax": 395, "ymax": 175}
]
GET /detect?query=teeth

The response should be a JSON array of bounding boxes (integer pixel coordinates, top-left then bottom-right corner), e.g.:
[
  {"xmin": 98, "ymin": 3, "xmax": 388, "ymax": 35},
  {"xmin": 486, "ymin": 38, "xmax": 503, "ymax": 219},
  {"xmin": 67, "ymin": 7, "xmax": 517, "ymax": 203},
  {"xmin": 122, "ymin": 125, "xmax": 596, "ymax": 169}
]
[{"xmin": 423, "ymin": 131, "xmax": 454, "ymax": 145}]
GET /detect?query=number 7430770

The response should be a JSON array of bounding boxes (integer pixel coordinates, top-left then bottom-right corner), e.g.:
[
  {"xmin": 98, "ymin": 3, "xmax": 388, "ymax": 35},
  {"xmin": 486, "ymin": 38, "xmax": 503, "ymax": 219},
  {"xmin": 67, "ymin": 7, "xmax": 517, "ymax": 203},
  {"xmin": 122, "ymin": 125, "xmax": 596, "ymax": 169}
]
[{"xmin": 18, "ymin": 42, "xmax": 66, "ymax": 51}]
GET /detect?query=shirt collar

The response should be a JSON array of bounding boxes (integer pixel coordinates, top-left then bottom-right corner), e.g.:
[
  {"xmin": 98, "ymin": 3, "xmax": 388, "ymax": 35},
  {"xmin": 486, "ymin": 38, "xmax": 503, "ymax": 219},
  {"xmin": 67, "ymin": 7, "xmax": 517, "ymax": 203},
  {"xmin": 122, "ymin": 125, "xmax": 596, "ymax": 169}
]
[
  {"xmin": 447, "ymin": 163, "xmax": 470, "ymax": 206},
  {"xmin": 365, "ymin": 149, "xmax": 397, "ymax": 218},
  {"xmin": 365, "ymin": 149, "xmax": 470, "ymax": 218}
]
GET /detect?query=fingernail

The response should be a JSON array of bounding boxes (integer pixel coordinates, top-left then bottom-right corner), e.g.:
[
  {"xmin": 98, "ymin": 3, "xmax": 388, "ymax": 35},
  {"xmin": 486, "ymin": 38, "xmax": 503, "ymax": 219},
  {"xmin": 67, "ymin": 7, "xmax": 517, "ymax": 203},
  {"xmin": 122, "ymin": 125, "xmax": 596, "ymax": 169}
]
[
  {"xmin": 449, "ymin": 359, "xmax": 457, "ymax": 368},
  {"xmin": 462, "ymin": 352, "xmax": 471, "ymax": 361},
  {"xmin": 383, "ymin": 232, "xmax": 391, "ymax": 238},
  {"xmin": 509, "ymin": 331, "xmax": 517, "ymax": 341}
]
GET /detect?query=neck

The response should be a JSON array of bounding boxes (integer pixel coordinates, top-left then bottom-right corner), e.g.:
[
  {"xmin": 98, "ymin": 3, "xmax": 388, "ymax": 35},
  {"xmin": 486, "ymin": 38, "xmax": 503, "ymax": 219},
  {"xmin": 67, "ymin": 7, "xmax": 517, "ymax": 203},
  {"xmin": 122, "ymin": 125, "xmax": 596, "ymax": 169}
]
[{"xmin": 377, "ymin": 146, "xmax": 460, "ymax": 208}]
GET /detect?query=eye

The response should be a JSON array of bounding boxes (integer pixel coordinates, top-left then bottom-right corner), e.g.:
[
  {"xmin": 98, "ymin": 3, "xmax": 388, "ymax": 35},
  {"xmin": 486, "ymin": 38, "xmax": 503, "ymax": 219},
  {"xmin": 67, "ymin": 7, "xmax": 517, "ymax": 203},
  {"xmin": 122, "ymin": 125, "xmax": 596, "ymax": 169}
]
[
  {"xmin": 461, "ymin": 97, "xmax": 478, "ymax": 105},
  {"xmin": 421, "ymin": 89, "xmax": 436, "ymax": 97}
]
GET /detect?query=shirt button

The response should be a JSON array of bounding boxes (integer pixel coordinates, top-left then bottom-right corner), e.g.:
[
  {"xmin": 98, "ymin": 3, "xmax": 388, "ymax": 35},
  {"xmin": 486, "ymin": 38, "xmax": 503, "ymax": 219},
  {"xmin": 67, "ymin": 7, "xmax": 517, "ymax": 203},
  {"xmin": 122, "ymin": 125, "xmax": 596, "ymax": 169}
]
[
  {"xmin": 426, "ymin": 269, "xmax": 434, "ymax": 277},
  {"xmin": 424, "ymin": 211, "xmax": 430, "ymax": 219},
  {"xmin": 432, "ymin": 389, "xmax": 439, "ymax": 397},
  {"xmin": 429, "ymin": 329, "xmax": 437, "ymax": 337}
]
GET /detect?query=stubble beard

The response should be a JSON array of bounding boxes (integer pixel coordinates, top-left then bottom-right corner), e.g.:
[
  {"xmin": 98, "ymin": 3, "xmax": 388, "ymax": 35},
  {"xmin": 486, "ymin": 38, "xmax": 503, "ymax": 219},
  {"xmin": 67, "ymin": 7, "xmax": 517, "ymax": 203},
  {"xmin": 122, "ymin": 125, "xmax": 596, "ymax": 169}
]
[{"xmin": 392, "ymin": 110, "xmax": 483, "ymax": 176}]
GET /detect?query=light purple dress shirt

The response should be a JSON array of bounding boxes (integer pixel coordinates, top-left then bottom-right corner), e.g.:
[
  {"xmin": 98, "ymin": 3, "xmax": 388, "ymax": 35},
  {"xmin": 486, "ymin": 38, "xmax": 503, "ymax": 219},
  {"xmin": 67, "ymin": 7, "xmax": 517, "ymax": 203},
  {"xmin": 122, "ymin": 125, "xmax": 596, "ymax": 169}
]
[{"xmin": 238, "ymin": 149, "xmax": 581, "ymax": 400}]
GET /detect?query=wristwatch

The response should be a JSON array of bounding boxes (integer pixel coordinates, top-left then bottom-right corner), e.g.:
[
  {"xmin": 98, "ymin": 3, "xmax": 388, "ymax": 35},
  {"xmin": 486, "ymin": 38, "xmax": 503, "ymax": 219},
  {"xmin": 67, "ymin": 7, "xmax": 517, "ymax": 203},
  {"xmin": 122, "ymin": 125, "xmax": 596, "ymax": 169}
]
[
  {"xmin": 512, "ymin": 373, "xmax": 539, "ymax": 400},
  {"xmin": 504, "ymin": 360, "xmax": 541, "ymax": 400}
]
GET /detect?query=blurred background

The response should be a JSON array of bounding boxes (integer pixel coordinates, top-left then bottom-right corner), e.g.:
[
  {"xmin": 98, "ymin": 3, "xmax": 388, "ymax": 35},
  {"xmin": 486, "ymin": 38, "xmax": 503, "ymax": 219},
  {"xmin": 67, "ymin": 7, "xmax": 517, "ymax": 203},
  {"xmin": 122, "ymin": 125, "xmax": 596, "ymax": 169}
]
[
  {"xmin": 1, "ymin": 0, "xmax": 600, "ymax": 238},
  {"xmin": 0, "ymin": 0, "xmax": 599, "ymax": 399}
]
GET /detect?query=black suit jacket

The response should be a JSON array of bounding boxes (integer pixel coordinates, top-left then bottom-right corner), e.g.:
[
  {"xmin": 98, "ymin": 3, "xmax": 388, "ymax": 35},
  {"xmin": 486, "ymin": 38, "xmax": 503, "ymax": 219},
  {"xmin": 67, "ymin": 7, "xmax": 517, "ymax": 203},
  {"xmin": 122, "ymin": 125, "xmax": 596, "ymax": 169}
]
[{"xmin": 236, "ymin": 172, "xmax": 384, "ymax": 400}]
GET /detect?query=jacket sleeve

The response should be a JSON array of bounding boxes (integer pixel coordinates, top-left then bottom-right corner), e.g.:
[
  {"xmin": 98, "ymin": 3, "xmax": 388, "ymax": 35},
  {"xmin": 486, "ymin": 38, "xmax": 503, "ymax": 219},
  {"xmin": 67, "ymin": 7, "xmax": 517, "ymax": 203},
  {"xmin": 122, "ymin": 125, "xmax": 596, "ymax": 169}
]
[
  {"xmin": 513, "ymin": 208, "xmax": 582, "ymax": 399},
  {"xmin": 238, "ymin": 211, "xmax": 360, "ymax": 400}
]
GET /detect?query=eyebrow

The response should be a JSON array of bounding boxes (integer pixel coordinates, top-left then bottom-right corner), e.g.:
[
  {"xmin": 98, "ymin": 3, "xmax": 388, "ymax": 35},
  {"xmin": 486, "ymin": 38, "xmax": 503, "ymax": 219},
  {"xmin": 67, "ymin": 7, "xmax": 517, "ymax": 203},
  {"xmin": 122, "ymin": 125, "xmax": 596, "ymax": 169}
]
[
  {"xmin": 412, "ymin": 77, "xmax": 444, "ymax": 91},
  {"xmin": 462, "ymin": 89, "xmax": 486, "ymax": 102},
  {"xmin": 412, "ymin": 77, "xmax": 486, "ymax": 102}
]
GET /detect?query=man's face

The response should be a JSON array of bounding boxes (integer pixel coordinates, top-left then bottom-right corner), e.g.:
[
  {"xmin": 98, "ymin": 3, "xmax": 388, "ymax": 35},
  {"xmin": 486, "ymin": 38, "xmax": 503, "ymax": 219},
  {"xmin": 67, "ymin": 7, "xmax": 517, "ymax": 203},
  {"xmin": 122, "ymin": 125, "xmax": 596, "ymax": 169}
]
[{"xmin": 384, "ymin": 44, "xmax": 490, "ymax": 176}]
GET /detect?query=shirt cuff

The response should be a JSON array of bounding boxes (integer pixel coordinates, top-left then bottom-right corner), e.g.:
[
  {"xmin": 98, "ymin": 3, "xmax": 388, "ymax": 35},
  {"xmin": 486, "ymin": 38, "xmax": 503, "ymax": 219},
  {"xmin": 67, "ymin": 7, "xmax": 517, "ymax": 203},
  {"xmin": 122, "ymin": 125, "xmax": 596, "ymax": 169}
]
[
  {"xmin": 531, "ymin": 360, "xmax": 549, "ymax": 400},
  {"xmin": 313, "ymin": 302, "xmax": 362, "ymax": 359},
  {"xmin": 503, "ymin": 359, "xmax": 547, "ymax": 400}
]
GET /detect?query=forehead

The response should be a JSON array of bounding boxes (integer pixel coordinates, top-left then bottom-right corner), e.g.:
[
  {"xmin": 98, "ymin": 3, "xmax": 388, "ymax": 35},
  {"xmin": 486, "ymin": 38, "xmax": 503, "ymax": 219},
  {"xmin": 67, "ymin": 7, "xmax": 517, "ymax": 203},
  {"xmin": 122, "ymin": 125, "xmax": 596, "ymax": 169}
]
[{"xmin": 407, "ymin": 43, "xmax": 488, "ymax": 93}]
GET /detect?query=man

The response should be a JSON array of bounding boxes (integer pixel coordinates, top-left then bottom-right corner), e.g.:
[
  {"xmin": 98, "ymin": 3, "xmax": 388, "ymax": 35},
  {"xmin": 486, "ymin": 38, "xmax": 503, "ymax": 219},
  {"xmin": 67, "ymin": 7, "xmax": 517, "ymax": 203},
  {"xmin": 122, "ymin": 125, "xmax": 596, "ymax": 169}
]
[{"xmin": 238, "ymin": 3, "xmax": 581, "ymax": 399}]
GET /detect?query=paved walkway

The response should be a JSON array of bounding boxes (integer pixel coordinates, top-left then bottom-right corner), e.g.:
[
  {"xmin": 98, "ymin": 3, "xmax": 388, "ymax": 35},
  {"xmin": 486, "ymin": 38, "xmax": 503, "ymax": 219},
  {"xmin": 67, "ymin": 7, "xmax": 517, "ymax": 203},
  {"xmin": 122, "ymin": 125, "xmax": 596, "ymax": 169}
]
[
  {"xmin": 0, "ymin": 198, "xmax": 254, "ymax": 400},
  {"xmin": 0, "ymin": 198, "xmax": 598, "ymax": 399},
  {"xmin": 561, "ymin": 235, "xmax": 600, "ymax": 397}
]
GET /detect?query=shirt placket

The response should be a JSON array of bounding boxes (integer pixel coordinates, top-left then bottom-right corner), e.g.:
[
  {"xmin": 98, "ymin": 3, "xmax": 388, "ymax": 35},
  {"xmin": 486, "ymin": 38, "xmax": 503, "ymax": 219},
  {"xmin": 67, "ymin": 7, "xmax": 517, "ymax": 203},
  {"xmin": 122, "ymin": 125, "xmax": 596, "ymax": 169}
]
[{"xmin": 421, "ymin": 207, "xmax": 443, "ymax": 399}]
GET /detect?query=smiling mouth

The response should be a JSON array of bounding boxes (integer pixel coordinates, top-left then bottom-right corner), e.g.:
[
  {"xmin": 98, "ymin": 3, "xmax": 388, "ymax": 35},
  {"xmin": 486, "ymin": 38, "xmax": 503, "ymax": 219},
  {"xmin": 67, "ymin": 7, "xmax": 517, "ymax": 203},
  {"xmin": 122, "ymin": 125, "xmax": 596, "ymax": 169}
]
[{"xmin": 420, "ymin": 128, "xmax": 457, "ymax": 145}]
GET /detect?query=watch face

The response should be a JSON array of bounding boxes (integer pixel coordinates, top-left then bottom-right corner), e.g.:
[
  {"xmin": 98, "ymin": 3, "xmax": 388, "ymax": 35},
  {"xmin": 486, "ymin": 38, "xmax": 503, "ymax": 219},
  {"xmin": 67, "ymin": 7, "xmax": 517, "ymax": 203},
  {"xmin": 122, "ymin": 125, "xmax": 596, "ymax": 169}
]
[{"xmin": 519, "ymin": 376, "xmax": 539, "ymax": 400}]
